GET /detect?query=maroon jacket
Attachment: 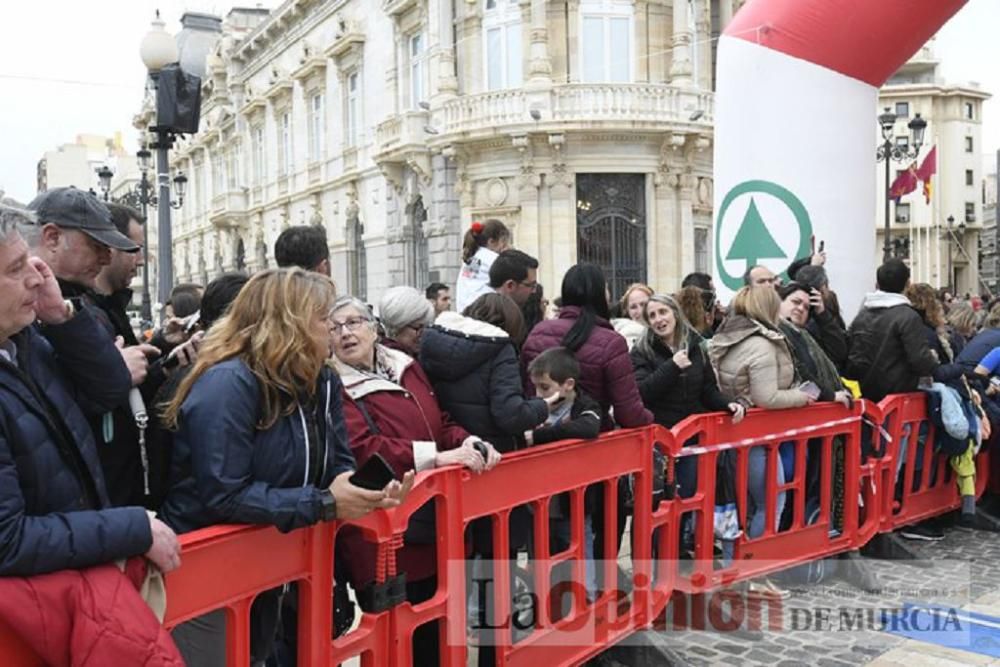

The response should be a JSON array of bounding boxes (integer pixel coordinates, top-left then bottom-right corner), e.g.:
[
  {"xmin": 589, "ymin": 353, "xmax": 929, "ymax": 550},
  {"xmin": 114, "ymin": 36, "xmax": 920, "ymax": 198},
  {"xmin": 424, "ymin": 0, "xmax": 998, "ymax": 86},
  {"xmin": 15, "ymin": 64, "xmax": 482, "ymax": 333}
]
[
  {"xmin": 334, "ymin": 346, "xmax": 469, "ymax": 587},
  {"xmin": 521, "ymin": 306, "xmax": 652, "ymax": 431}
]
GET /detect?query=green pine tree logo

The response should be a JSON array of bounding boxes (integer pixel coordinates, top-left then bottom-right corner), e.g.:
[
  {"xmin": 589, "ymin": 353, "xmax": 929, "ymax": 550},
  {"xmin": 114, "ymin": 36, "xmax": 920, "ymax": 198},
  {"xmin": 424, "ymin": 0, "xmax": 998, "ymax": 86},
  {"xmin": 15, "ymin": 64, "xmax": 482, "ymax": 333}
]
[{"xmin": 725, "ymin": 197, "xmax": 786, "ymax": 268}]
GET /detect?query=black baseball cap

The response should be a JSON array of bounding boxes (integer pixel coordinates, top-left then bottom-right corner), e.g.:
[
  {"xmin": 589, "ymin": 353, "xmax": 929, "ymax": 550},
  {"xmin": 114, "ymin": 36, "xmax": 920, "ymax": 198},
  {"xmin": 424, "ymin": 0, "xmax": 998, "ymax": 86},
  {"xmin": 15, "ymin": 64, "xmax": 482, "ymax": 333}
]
[{"xmin": 27, "ymin": 187, "xmax": 140, "ymax": 252}]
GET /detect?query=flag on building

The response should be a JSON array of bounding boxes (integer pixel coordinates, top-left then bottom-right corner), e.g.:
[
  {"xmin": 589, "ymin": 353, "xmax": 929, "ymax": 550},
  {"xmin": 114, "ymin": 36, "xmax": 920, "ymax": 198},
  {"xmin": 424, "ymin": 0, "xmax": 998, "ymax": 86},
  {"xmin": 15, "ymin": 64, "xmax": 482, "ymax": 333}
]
[
  {"xmin": 916, "ymin": 145, "xmax": 937, "ymax": 204},
  {"xmin": 889, "ymin": 163, "xmax": 919, "ymax": 204}
]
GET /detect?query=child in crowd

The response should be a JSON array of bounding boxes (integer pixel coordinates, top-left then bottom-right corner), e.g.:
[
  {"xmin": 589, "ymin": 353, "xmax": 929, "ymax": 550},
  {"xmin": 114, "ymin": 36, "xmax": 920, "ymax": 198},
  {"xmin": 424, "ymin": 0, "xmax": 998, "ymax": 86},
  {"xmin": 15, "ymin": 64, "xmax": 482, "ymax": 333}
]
[{"xmin": 526, "ymin": 348, "xmax": 602, "ymax": 600}]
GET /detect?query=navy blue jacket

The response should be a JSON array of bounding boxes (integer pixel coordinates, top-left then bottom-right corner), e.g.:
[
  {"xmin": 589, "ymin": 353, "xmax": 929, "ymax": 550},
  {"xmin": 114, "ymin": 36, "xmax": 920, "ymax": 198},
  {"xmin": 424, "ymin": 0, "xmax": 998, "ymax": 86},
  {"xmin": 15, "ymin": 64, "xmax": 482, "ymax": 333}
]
[
  {"xmin": 159, "ymin": 359, "xmax": 356, "ymax": 535},
  {"xmin": 957, "ymin": 327, "xmax": 1000, "ymax": 369},
  {"xmin": 0, "ymin": 310, "xmax": 151, "ymax": 576},
  {"xmin": 419, "ymin": 312, "xmax": 547, "ymax": 453}
]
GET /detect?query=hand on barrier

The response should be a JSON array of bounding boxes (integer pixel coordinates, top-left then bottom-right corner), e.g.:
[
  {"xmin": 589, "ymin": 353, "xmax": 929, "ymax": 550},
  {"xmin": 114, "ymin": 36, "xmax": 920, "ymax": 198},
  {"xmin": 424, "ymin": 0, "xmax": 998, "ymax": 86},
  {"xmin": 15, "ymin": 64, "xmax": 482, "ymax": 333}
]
[
  {"xmin": 672, "ymin": 349, "xmax": 692, "ymax": 370},
  {"xmin": 145, "ymin": 516, "xmax": 181, "ymax": 573},
  {"xmin": 475, "ymin": 440, "xmax": 502, "ymax": 470},
  {"xmin": 834, "ymin": 390, "xmax": 853, "ymax": 410},
  {"xmin": 330, "ymin": 471, "xmax": 393, "ymax": 520},
  {"xmin": 727, "ymin": 402, "xmax": 746, "ymax": 424},
  {"xmin": 382, "ymin": 470, "xmax": 415, "ymax": 507},
  {"xmin": 116, "ymin": 337, "xmax": 161, "ymax": 386},
  {"xmin": 439, "ymin": 438, "xmax": 486, "ymax": 473}
]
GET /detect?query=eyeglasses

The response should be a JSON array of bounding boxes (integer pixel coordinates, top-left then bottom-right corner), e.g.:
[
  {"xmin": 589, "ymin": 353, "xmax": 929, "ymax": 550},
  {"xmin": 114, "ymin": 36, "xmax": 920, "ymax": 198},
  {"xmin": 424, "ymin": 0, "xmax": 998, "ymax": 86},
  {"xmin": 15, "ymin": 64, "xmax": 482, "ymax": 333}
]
[
  {"xmin": 329, "ymin": 317, "xmax": 368, "ymax": 335},
  {"xmin": 518, "ymin": 280, "xmax": 538, "ymax": 290}
]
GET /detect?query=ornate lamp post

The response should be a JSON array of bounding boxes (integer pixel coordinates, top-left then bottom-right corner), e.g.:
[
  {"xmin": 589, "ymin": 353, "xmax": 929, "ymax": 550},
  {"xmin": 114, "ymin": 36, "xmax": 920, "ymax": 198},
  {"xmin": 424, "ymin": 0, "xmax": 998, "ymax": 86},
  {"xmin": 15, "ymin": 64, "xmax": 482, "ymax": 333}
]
[
  {"xmin": 876, "ymin": 107, "xmax": 927, "ymax": 262},
  {"xmin": 139, "ymin": 11, "xmax": 181, "ymax": 313}
]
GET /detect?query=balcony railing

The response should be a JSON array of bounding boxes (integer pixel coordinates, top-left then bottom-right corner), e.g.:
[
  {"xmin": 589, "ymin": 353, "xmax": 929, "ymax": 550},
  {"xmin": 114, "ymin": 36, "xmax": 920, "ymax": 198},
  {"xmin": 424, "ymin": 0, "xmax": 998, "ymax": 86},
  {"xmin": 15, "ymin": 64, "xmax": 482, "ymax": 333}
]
[
  {"xmin": 375, "ymin": 110, "xmax": 430, "ymax": 157},
  {"xmin": 441, "ymin": 89, "xmax": 527, "ymax": 135},
  {"xmin": 552, "ymin": 84, "xmax": 714, "ymax": 123},
  {"xmin": 438, "ymin": 84, "xmax": 713, "ymax": 138}
]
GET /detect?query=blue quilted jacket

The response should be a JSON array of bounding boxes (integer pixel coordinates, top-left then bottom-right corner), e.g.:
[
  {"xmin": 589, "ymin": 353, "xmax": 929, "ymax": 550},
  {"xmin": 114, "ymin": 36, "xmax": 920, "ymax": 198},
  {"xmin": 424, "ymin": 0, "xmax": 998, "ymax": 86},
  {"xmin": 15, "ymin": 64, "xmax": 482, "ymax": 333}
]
[{"xmin": 0, "ymin": 310, "xmax": 151, "ymax": 575}]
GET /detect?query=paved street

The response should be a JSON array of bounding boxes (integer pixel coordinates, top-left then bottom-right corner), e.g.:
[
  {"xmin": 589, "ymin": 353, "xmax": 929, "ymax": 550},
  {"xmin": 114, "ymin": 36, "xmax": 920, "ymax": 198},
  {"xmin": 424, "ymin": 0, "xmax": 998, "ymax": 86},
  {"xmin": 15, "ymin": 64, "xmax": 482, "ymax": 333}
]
[{"xmin": 627, "ymin": 522, "xmax": 1000, "ymax": 666}]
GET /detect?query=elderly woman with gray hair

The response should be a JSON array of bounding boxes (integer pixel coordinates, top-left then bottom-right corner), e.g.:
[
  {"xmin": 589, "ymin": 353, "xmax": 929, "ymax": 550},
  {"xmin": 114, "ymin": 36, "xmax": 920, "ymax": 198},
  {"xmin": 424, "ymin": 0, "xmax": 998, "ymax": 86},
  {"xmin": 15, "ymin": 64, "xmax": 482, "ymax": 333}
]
[
  {"xmin": 330, "ymin": 294, "xmax": 500, "ymax": 665},
  {"xmin": 378, "ymin": 286, "xmax": 435, "ymax": 357}
]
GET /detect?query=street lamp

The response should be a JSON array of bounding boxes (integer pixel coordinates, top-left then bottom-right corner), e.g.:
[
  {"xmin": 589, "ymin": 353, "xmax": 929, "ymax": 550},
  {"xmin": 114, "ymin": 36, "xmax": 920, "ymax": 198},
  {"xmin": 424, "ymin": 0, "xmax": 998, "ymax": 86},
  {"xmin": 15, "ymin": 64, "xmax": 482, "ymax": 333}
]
[
  {"xmin": 96, "ymin": 165, "xmax": 113, "ymax": 200},
  {"xmin": 139, "ymin": 10, "xmax": 183, "ymax": 317},
  {"xmin": 876, "ymin": 107, "xmax": 927, "ymax": 262},
  {"xmin": 112, "ymin": 146, "xmax": 189, "ymax": 328}
]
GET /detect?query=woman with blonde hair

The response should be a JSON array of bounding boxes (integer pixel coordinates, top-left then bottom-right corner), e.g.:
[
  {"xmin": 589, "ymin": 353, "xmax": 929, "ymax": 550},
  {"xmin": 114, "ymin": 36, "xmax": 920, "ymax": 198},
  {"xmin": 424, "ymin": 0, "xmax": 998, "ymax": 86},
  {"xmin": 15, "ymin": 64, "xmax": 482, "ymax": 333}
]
[
  {"xmin": 946, "ymin": 302, "xmax": 978, "ymax": 357},
  {"xmin": 709, "ymin": 286, "xmax": 814, "ymax": 598},
  {"xmin": 160, "ymin": 268, "xmax": 411, "ymax": 666},
  {"xmin": 611, "ymin": 282, "xmax": 653, "ymax": 349}
]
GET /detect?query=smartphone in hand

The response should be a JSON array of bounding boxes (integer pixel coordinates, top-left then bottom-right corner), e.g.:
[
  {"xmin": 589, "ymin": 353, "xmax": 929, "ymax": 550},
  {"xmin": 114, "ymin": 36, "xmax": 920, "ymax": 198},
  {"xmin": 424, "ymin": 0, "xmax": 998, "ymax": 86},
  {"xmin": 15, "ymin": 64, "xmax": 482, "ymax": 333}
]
[
  {"xmin": 350, "ymin": 453, "xmax": 398, "ymax": 491},
  {"xmin": 799, "ymin": 381, "xmax": 821, "ymax": 400}
]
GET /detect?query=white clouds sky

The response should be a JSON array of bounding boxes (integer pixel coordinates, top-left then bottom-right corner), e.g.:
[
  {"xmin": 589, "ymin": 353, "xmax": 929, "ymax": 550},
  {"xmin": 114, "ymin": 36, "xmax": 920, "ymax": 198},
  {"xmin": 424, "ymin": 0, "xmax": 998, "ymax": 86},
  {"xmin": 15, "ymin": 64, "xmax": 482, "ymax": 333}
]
[{"xmin": 1, "ymin": 0, "xmax": 996, "ymax": 203}]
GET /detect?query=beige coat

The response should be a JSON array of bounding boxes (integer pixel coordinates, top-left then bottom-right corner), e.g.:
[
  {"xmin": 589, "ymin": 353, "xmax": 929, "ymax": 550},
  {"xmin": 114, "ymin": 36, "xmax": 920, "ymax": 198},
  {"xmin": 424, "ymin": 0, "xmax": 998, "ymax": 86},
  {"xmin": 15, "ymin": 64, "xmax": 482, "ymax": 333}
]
[{"xmin": 708, "ymin": 315, "xmax": 808, "ymax": 410}]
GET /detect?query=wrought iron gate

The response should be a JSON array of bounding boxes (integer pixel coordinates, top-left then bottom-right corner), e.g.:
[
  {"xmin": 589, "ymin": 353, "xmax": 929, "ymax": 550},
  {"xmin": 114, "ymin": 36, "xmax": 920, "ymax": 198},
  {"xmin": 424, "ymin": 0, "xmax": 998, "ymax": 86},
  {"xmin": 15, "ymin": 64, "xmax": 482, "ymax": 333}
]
[{"xmin": 576, "ymin": 173, "xmax": 647, "ymax": 301}]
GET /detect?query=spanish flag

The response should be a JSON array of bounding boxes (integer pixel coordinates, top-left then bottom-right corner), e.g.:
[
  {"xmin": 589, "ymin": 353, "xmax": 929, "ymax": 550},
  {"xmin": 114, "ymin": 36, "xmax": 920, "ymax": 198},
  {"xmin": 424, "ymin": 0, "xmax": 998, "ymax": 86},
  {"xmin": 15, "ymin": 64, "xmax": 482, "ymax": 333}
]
[{"xmin": 916, "ymin": 146, "xmax": 937, "ymax": 204}]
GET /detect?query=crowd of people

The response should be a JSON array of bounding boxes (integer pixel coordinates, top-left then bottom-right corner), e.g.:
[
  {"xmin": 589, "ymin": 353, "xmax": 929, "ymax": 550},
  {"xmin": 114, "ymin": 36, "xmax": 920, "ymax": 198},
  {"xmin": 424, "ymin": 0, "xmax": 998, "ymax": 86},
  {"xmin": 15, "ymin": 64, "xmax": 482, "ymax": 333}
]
[{"xmin": 1, "ymin": 192, "xmax": 999, "ymax": 666}]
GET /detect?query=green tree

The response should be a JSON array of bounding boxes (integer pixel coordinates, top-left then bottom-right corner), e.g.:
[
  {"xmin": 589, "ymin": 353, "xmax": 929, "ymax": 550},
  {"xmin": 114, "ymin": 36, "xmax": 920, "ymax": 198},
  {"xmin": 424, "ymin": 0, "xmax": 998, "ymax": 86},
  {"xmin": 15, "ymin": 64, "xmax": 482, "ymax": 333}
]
[{"xmin": 725, "ymin": 197, "xmax": 786, "ymax": 268}]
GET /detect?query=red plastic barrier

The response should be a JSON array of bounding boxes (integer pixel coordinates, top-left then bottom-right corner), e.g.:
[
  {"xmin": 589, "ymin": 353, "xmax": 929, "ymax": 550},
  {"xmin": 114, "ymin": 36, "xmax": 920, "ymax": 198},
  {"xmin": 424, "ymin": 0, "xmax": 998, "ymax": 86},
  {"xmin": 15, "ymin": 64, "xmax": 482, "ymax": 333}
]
[
  {"xmin": 1, "ymin": 395, "xmax": 993, "ymax": 665},
  {"xmin": 667, "ymin": 400, "xmax": 881, "ymax": 594},
  {"xmin": 412, "ymin": 426, "xmax": 673, "ymax": 667},
  {"xmin": 877, "ymin": 392, "xmax": 989, "ymax": 533}
]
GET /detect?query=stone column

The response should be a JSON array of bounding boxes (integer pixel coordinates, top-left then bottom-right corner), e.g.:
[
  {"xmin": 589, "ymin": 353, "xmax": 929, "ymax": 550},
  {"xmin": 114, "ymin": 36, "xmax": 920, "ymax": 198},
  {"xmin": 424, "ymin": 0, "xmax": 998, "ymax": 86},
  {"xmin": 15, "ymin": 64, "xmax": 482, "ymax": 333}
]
[
  {"xmin": 526, "ymin": 0, "xmax": 553, "ymax": 90},
  {"xmin": 669, "ymin": 0, "xmax": 693, "ymax": 85},
  {"xmin": 651, "ymin": 170, "xmax": 680, "ymax": 290},
  {"xmin": 546, "ymin": 134, "xmax": 575, "ymax": 289},
  {"xmin": 514, "ymin": 135, "xmax": 542, "ymax": 263},
  {"xmin": 458, "ymin": 2, "xmax": 483, "ymax": 94},
  {"xmin": 634, "ymin": 0, "xmax": 649, "ymax": 82},
  {"xmin": 696, "ymin": 0, "xmax": 713, "ymax": 90},
  {"xmin": 719, "ymin": 0, "xmax": 734, "ymax": 31},
  {"xmin": 427, "ymin": 153, "xmax": 461, "ymax": 285},
  {"xmin": 677, "ymin": 172, "xmax": 697, "ymax": 278},
  {"xmin": 435, "ymin": 0, "xmax": 459, "ymax": 97}
]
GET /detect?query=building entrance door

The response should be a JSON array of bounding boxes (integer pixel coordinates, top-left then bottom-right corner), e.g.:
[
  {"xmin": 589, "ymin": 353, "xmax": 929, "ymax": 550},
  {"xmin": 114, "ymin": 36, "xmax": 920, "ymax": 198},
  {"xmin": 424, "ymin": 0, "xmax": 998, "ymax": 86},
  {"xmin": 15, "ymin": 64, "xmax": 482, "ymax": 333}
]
[{"xmin": 576, "ymin": 173, "xmax": 647, "ymax": 301}]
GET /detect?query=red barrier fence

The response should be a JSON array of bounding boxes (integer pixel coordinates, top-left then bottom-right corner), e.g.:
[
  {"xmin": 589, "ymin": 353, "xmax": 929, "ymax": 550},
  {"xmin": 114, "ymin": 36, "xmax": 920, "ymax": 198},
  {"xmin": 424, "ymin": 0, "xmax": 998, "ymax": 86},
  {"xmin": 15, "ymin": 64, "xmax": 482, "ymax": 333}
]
[
  {"xmin": 877, "ymin": 392, "xmax": 989, "ymax": 534},
  {"xmin": 667, "ymin": 400, "xmax": 881, "ymax": 594},
  {"xmin": 1, "ymin": 394, "xmax": 991, "ymax": 666}
]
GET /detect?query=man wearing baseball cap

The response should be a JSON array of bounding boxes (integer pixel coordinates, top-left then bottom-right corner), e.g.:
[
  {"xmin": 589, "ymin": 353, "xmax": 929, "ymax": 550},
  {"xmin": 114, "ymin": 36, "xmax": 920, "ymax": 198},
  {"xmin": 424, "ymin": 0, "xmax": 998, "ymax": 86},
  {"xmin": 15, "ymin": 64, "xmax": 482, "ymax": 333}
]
[
  {"xmin": 25, "ymin": 187, "xmax": 139, "ymax": 294},
  {"xmin": 22, "ymin": 188, "xmax": 162, "ymax": 506}
]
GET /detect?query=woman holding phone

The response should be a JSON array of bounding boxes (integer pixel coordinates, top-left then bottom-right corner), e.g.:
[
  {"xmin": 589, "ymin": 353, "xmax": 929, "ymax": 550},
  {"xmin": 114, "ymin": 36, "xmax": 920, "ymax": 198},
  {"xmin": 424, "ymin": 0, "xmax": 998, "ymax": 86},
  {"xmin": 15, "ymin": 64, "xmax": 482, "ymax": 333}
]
[
  {"xmin": 329, "ymin": 295, "xmax": 501, "ymax": 666},
  {"xmin": 159, "ymin": 268, "xmax": 411, "ymax": 666}
]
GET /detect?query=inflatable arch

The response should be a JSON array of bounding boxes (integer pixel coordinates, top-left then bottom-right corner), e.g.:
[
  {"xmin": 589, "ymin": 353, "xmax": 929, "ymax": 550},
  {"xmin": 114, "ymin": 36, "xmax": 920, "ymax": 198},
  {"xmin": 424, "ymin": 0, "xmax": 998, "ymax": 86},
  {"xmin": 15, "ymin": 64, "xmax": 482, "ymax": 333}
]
[{"xmin": 713, "ymin": 0, "xmax": 968, "ymax": 316}]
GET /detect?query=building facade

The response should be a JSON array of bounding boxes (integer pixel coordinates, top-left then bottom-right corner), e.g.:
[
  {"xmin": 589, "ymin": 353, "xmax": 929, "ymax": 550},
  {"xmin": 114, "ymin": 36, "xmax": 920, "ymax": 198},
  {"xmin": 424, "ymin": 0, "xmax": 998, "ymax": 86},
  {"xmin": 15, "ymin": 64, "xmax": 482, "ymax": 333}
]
[
  {"xmin": 979, "ymin": 164, "xmax": 998, "ymax": 296},
  {"xmin": 876, "ymin": 42, "xmax": 991, "ymax": 296},
  {"xmin": 36, "ymin": 133, "xmax": 129, "ymax": 195},
  {"xmin": 136, "ymin": 0, "xmax": 741, "ymax": 304}
]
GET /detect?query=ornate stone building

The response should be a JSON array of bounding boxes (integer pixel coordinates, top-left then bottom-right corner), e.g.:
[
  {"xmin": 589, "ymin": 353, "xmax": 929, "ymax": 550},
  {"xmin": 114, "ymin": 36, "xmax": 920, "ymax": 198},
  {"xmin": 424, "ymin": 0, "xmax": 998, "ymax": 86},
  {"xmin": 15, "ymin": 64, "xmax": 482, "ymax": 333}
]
[{"xmin": 137, "ymin": 0, "xmax": 739, "ymax": 303}]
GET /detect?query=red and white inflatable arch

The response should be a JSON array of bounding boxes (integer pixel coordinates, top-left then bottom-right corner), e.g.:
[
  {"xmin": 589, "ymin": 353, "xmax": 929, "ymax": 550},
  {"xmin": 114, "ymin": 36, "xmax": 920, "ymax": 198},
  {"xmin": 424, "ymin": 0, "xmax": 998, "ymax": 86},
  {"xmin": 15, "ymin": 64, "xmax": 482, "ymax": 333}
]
[{"xmin": 713, "ymin": 0, "xmax": 967, "ymax": 316}]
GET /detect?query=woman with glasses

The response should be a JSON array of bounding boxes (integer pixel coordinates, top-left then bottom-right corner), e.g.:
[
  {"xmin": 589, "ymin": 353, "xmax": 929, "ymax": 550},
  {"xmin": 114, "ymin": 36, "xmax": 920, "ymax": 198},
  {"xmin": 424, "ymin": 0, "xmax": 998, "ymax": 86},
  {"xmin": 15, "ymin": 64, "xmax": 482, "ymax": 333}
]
[
  {"xmin": 159, "ymin": 269, "xmax": 410, "ymax": 666},
  {"xmin": 378, "ymin": 285, "xmax": 435, "ymax": 357},
  {"xmin": 330, "ymin": 295, "xmax": 501, "ymax": 665}
]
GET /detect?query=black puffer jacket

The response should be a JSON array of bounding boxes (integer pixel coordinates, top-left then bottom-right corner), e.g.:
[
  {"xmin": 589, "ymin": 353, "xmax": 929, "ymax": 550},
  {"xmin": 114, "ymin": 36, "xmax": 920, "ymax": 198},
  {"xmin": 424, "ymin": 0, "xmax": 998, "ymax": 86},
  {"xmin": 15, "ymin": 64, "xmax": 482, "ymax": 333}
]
[
  {"xmin": 630, "ymin": 335, "xmax": 733, "ymax": 428},
  {"xmin": 846, "ymin": 291, "xmax": 938, "ymax": 402},
  {"xmin": 420, "ymin": 311, "xmax": 547, "ymax": 452}
]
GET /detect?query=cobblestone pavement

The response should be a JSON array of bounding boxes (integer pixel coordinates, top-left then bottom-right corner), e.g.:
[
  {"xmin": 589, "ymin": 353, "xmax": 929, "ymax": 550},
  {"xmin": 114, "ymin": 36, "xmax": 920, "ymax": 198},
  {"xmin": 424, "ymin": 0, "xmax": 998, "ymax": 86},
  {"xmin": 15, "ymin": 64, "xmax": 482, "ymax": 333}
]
[{"xmin": 630, "ymin": 522, "xmax": 1000, "ymax": 667}]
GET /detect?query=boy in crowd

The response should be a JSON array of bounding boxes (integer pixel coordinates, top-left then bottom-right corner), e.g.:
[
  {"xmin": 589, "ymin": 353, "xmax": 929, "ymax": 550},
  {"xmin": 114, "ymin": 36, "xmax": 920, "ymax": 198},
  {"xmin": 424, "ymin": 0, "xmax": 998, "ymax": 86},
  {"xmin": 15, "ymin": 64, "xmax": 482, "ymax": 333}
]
[{"xmin": 525, "ymin": 347, "xmax": 601, "ymax": 600}]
